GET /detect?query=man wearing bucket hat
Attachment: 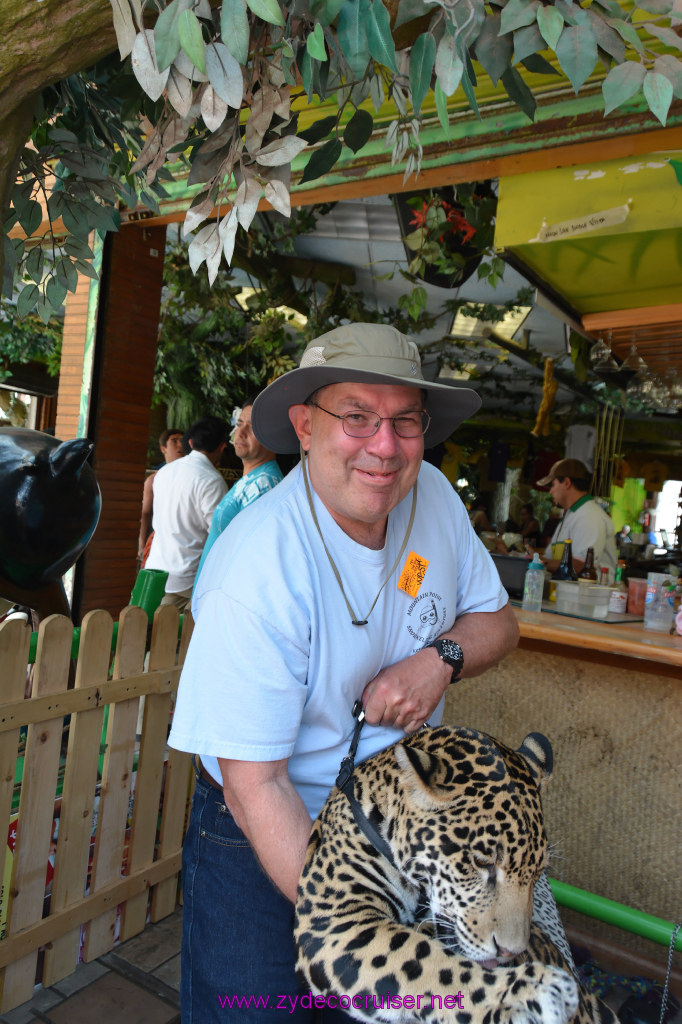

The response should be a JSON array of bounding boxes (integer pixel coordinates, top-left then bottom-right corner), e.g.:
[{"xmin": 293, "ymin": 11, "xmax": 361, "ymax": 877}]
[
  {"xmin": 535, "ymin": 457, "xmax": 617, "ymax": 575},
  {"xmin": 169, "ymin": 324, "xmax": 520, "ymax": 1022}
]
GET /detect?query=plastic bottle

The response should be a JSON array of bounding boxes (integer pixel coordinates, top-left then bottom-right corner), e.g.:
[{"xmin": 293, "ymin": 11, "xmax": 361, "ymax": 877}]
[
  {"xmin": 608, "ymin": 560, "xmax": 628, "ymax": 614},
  {"xmin": 552, "ymin": 539, "xmax": 578, "ymax": 581},
  {"xmin": 578, "ymin": 547, "xmax": 597, "ymax": 581},
  {"xmin": 522, "ymin": 553, "xmax": 545, "ymax": 612}
]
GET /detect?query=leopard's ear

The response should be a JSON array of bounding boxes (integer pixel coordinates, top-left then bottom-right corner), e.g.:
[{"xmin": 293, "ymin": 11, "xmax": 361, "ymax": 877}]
[
  {"xmin": 517, "ymin": 733, "xmax": 553, "ymax": 787},
  {"xmin": 394, "ymin": 742, "xmax": 458, "ymax": 806}
]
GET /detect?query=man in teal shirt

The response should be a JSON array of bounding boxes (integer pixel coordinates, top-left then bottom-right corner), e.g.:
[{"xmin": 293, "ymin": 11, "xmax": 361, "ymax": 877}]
[{"xmin": 196, "ymin": 401, "xmax": 283, "ymax": 580}]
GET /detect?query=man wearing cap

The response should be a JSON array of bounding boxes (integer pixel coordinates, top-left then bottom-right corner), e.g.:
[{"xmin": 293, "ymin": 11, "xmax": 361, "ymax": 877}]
[
  {"xmin": 536, "ymin": 458, "xmax": 618, "ymax": 574},
  {"xmin": 169, "ymin": 324, "xmax": 520, "ymax": 1022}
]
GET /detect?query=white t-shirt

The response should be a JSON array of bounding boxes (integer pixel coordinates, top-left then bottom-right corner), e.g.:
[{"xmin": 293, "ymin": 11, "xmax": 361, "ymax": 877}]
[
  {"xmin": 145, "ymin": 450, "xmax": 227, "ymax": 593},
  {"xmin": 547, "ymin": 496, "xmax": 618, "ymax": 573},
  {"xmin": 168, "ymin": 460, "xmax": 508, "ymax": 818}
]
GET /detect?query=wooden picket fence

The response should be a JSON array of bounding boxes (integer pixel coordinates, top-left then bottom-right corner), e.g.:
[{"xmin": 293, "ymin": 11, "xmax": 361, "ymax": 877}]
[{"xmin": 0, "ymin": 603, "xmax": 194, "ymax": 1013}]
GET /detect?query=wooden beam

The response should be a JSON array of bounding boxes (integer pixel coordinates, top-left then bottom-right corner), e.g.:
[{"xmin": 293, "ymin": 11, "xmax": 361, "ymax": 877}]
[
  {"xmin": 120, "ymin": 123, "xmax": 682, "ymax": 228},
  {"xmin": 583, "ymin": 304, "xmax": 682, "ymax": 331}
]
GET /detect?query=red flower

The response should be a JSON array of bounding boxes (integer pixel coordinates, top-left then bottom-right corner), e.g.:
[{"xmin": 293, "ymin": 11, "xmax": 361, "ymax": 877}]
[{"xmin": 408, "ymin": 199, "xmax": 476, "ymax": 243}]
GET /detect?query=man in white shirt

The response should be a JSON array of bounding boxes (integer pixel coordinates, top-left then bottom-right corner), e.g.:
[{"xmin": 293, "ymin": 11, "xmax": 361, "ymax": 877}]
[
  {"xmin": 536, "ymin": 458, "xmax": 618, "ymax": 575},
  {"xmin": 145, "ymin": 415, "xmax": 228, "ymax": 610},
  {"xmin": 169, "ymin": 325, "xmax": 522, "ymax": 1022}
]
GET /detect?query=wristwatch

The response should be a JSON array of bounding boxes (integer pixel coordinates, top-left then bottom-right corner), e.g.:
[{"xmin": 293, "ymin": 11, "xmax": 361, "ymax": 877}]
[{"xmin": 427, "ymin": 637, "xmax": 464, "ymax": 685}]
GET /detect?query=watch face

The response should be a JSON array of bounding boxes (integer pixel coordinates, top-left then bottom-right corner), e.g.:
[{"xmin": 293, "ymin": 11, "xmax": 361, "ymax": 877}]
[{"xmin": 438, "ymin": 639, "xmax": 463, "ymax": 668}]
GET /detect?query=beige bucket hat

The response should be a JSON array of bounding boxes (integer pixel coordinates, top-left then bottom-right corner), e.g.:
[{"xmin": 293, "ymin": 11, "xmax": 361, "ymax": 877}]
[{"xmin": 251, "ymin": 323, "xmax": 481, "ymax": 453}]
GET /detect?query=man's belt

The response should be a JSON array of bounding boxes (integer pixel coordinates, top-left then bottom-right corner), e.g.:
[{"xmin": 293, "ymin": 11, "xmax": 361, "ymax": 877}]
[{"xmin": 194, "ymin": 755, "xmax": 223, "ymax": 793}]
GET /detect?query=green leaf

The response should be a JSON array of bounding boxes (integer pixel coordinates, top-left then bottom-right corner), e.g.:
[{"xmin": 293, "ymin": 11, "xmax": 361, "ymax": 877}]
[
  {"xmin": 474, "ymin": 13, "xmax": 513, "ymax": 87},
  {"xmin": 18, "ymin": 199, "xmax": 43, "ymax": 237},
  {"xmin": 307, "ymin": 23, "xmax": 327, "ymax": 61},
  {"xmin": 643, "ymin": 70, "xmax": 673, "ymax": 126},
  {"xmin": 221, "ymin": 0, "xmax": 250, "ymax": 65},
  {"xmin": 205, "ymin": 41, "xmax": 244, "ymax": 108},
  {"xmin": 300, "ymin": 137, "xmax": 342, "ymax": 183},
  {"xmin": 3, "ymin": 235, "xmax": 18, "ymax": 277},
  {"xmin": 636, "ymin": 0, "xmax": 673, "ymax": 12},
  {"xmin": 606, "ymin": 17, "xmax": 645, "ymax": 55},
  {"xmin": 46, "ymin": 275, "xmax": 68, "ymax": 310},
  {"xmin": 536, "ymin": 5, "xmax": 563, "ymax": 50},
  {"xmin": 513, "ymin": 23, "xmax": 544, "ymax": 65},
  {"xmin": 393, "ymin": 0, "xmax": 437, "ymax": 32},
  {"xmin": 64, "ymin": 235, "xmax": 95, "ymax": 260},
  {"xmin": 435, "ymin": 33, "xmax": 464, "ymax": 96},
  {"xmin": 555, "ymin": 23, "xmax": 597, "ymax": 92},
  {"xmin": 585, "ymin": 9, "xmax": 624, "ymax": 62},
  {"xmin": 460, "ymin": 62, "xmax": 481, "ymax": 119},
  {"xmin": 73, "ymin": 259, "xmax": 100, "ymax": 280},
  {"xmin": 654, "ymin": 55, "xmax": 682, "ymax": 99},
  {"xmin": 645, "ymin": 22, "xmax": 682, "ymax": 53},
  {"xmin": 500, "ymin": 0, "xmax": 540, "ymax": 36},
  {"xmin": 367, "ymin": 0, "xmax": 398, "ymax": 73},
  {"xmin": 313, "ymin": 0, "xmax": 346, "ymax": 26},
  {"xmin": 409, "ymin": 32, "xmax": 436, "ymax": 115},
  {"xmin": 177, "ymin": 9, "xmax": 206, "ymax": 73},
  {"xmin": 154, "ymin": 0, "xmax": 189, "ymax": 71},
  {"xmin": 602, "ymin": 62, "xmax": 646, "ymax": 116},
  {"xmin": 337, "ymin": 0, "xmax": 370, "ymax": 80},
  {"xmin": 521, "ymin": 53, "xmax": 560, "ymax": 76},
  {"xmin": 25, "ymin": 246, "xmax": 44, "ymax": 284},
  {"xmin": 501, "ymin": 65, "xmax": 537, "ymax": 120},
  {"xmin": 61, "ymin": 202, "xmax": 92, "ymax": 238},
  {"xmin": 17, "ymin": 284, "xmax": 39, "ymax": 319},
  {"xmin": 298, "ymin": 115, "xmax": 337, "ymax": 144},
  {"xmin": 55, "ymin": 257, "xmax": 79, "ymax": 292},
  {"xmin": 434, "ymin": 80, "xmax": 451, "ymax": 138},
  {"xmin": 246, "ymin": 0, "xmax": 285, "ymax": 27},
  {"xmin": 343, "ymin": 109, "xmax": 373, "ymax": 152},
  {"xmin": 36, "ymin": 294, "xmax": 53, "ymax": 325}
]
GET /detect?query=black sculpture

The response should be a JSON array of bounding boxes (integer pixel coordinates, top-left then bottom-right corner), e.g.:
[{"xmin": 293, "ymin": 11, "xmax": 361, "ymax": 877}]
[{"xmin": 0, "ymin": 428, "xmax": 101, "ymax": 620}]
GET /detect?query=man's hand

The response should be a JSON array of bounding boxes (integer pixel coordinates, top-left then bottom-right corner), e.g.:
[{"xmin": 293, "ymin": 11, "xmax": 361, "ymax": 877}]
[
  {"xmin": 362, "ymin": 647, "xmax": 450, "ymax": 734},
  {"xmin": 362, "ymin": 603, "xmax": 519, "ymax": 734}
]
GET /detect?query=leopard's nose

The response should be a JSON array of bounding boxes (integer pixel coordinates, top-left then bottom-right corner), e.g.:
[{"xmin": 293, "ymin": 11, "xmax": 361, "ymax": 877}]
[{"xmin": 493, "ymin": 939, "xmax": 521, "ymax": 960}]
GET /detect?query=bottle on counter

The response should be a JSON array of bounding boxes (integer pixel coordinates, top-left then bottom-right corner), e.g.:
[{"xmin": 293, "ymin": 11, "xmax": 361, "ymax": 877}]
[
  {"xmin": 578, "ymin": 547, "xmax": 598, "ymax": 581},
  {"xmin": 552, "ymin": 539, "xmax": 578, "ymax": 581},
  {"xmin": 600, "ymin": 566, "xmax": 610, "ymax": 586},
  {"xmin": 608, "ymin": 560, "xmax": 628, "ymax": 614},
  {"xmin": 522, "ymin": 553, "xmax": 545, "ymax": 612}
]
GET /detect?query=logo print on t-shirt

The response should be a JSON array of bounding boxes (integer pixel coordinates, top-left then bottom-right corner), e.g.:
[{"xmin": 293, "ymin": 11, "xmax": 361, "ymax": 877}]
[{"xmin": 406, "ymin": 590, "xmax": 446, "ymax": 643}]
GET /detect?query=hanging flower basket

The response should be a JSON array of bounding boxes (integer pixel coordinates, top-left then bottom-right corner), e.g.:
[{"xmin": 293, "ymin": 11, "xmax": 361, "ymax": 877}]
[{"xmin": 393, "ymin": 183, "xmax": 495, "ymax": 290}]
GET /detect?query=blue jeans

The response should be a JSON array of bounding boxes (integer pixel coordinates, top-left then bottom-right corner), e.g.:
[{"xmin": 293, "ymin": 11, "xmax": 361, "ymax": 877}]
[{"xmin": 181, "ymin": 765, "xmax": 353, "ymax": 1023}]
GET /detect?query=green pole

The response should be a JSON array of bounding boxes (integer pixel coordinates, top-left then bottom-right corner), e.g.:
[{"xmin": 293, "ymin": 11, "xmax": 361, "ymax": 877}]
[{"xmin": 549, "ymin": 877, "xmax": 682, "ymax": 951}]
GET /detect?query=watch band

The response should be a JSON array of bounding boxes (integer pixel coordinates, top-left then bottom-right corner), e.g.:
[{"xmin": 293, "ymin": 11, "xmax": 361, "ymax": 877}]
[{"xmin": 427, "ymin": 637, "xmax": 464, "ymax": 685}]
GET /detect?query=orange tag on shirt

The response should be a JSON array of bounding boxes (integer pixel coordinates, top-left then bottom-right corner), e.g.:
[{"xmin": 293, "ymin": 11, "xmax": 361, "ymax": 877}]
[{"xmin": 398, "ymin": 551, "xmax": 429, "ymax": 597}]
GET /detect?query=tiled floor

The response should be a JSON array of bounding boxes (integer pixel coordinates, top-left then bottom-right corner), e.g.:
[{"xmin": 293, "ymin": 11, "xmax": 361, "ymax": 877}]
[
  {"xmin": 1, "ymin": 907, "xmax": 679, "ymax": 1024},
  {"xmin": 0, "ymin": 909, "xmax": 181, "ymax": 1024}
]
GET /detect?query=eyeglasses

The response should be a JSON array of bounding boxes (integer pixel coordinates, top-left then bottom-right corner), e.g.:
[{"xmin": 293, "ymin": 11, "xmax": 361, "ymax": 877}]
[{"xmin": 309, "ymin": 402, "xmax": 430, "ymax": 439}]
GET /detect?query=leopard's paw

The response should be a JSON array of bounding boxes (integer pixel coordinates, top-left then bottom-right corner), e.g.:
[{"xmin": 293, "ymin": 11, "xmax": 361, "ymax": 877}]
[{"xmin": 504, "ymin": 963, "xmax": 579, "ymax": 1024}]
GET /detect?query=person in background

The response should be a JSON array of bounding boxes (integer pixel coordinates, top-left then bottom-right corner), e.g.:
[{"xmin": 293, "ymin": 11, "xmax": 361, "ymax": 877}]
[
  {"xmin": 168, "ymin": 323, "xmax": 538, "ymax": 1024},
  {"xmin": 532, "ymin": 458, "xmax": 617, "ymax": 575},
  {"xmin": 137, "ymin": 427, "xmax": 184, "ymax": 564},
  {"xmin": 469, "ymin": 499, "xmax": 492, "ymax": 534},
  {"xmin": 145, "ymin": 415, "xmax": 228, "ymax": 610},
  {"xmin": 493, "ymin": 502, "xmax": 542, "ymax": 554},
  {"xmin": 615, "ymin": 524, "xmax": 632, "ymax": 546},
  {"xmin": 519, "ymin": 502, "xmax": 542, "ymax": 547},
  {"xmin": 195, "ymin": 400, "xmax": 283, "ymax": 582}
]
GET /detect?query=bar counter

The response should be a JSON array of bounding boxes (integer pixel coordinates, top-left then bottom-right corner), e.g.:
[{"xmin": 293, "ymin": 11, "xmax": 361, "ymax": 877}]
[{"xmin": 443, "ymin": 606, "xmax": 681, "ymax": 965}]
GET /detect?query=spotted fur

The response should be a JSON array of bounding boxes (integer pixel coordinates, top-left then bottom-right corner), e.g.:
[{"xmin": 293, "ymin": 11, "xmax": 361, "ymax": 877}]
[{"xmin": 295, "ymin": 726, "xmax": 618, "ymax": 1024}]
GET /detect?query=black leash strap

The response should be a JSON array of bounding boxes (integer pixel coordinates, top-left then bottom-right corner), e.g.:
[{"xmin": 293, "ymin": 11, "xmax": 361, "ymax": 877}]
[{"xmin": 335, "ymin": 700, "xmax": 397, "ymax": 869}]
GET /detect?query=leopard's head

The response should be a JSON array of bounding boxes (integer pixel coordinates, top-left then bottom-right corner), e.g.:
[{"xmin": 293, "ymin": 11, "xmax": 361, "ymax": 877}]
[{"xmin": 390, "ymin": 726, "xmax": 552, "ymax": 966}]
